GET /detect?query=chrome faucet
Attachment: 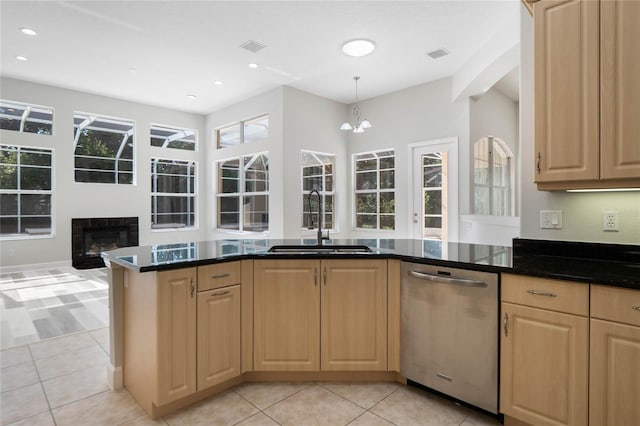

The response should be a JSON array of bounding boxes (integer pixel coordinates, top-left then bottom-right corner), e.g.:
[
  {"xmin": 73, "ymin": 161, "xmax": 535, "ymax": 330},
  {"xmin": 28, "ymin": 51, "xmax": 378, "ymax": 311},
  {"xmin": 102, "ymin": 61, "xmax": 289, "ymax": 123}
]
[{"xmin": 308, "ymin": 189, "xmax": 329, "ymax": 245}]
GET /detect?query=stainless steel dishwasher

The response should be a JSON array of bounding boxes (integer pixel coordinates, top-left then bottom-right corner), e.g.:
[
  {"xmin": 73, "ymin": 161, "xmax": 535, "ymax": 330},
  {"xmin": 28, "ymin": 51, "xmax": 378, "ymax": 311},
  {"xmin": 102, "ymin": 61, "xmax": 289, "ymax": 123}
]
[{"xmin": 401, "ymin": 261, "xmax": 498, "ymax": 414}]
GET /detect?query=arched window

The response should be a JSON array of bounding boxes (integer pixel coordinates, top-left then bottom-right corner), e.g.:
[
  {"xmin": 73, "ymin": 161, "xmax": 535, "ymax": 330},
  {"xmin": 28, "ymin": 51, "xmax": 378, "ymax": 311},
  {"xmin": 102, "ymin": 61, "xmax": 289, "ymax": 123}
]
[{"xmin": 473, "ymin": 136, "xmax": 514, "ymax": 216}]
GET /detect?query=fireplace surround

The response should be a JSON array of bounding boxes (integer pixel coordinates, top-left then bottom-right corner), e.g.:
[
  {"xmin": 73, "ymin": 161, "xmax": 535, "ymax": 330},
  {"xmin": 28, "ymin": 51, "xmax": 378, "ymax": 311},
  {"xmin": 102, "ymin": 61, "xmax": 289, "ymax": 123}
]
[{"xmin": 72, "ymin": 217, "xmax": 139, "ymax": 269}]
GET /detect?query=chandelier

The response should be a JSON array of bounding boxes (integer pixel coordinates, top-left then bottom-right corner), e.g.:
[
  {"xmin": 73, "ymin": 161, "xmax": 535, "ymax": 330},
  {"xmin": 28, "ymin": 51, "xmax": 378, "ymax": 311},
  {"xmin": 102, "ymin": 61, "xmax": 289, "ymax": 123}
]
[{"xmin": 340, "ymin": 76, "xmax": 372, "ymax": 134}]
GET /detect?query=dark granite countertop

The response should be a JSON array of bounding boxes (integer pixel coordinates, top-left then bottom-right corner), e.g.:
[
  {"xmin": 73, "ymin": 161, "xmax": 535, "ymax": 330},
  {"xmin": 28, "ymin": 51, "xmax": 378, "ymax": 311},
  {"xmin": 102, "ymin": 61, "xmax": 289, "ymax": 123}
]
[
  {"xmin": 511, "ymin": 238, "xmax": 640, "ymax": 289},
  {"xmin": 101, "ymin": 239, "xmax": 512, "ymax": 274},
  {"xmin": 101, "ymin": 238, "xmax": 640, "ymax": 290}
]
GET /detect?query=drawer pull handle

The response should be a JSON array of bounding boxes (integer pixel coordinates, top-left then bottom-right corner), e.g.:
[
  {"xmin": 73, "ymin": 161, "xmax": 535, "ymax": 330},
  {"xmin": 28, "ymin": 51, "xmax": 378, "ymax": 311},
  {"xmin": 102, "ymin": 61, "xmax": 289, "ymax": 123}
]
[
  {"xmin": 633, "ymin": 306, "xmax": 640, "ymax": 312},
  {"xmin": 527, "ymin": 290, "xmax": 557, "ymax": 297},
  {"xmin": 211, "ymin": 273, "xmax": 230, "ymax": 279},
  {"xmin": 504, "ymin": 313, "xmax": 509, "ymax": 337},
  {"xmin": 211, "ymin": 290, "xmax": 230, "ymax": 297}
]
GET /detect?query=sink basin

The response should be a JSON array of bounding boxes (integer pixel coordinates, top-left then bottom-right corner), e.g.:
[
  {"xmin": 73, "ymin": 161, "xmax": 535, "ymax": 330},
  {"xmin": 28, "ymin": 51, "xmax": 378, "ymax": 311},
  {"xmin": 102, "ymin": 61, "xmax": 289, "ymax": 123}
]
[{"xmin": 267, "ymin": 245, "xmax": 372, "ymax": 254}]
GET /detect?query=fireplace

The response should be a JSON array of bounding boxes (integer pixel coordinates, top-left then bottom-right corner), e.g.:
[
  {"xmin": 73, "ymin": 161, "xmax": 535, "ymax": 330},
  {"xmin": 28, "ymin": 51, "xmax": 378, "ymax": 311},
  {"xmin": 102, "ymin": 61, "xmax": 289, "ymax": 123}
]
[{"xmin": 72, "ymin": 217, "xmax": 139, "ymax": 269}]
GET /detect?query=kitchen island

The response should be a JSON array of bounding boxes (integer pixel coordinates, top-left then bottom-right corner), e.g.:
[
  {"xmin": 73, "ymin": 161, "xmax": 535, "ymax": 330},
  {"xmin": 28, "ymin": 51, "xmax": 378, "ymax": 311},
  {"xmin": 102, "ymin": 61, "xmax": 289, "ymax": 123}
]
[{"xmin": 102, "ymin": 238, "xmax": 640, "ymax": 422}]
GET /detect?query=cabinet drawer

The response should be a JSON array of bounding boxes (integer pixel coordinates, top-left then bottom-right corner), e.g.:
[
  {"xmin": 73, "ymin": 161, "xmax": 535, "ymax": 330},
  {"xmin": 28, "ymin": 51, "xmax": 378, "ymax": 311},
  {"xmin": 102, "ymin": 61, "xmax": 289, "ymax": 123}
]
[
  {"xmin": 591, "ymin": 285, "xmax": 640, "ymax": 327},
  {"xmin": 502, "ymin": 273, "xmax": 589, "ymax": 316},
  {"xmin": 198, "ymin": 262, "xmax": 241, "ymax": 291}
]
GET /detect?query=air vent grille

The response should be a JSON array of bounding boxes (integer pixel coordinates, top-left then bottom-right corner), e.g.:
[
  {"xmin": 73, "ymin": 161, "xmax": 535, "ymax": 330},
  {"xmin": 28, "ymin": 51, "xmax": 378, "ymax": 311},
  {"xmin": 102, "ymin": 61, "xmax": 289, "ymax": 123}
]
[
  {"xmin": 240, "ymin": 40, "xmax": 266, "ymax": 53},
  {"xmin": 426, "ymin": 48, "xmax": 450, "ymax": 59}
]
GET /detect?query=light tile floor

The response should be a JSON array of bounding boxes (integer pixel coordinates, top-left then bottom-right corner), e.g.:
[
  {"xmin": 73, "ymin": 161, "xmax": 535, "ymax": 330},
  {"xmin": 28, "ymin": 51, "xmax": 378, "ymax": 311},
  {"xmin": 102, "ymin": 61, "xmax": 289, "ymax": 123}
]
[
  {"xmin": 0, "ymin": 266, "xmax": 501, "ymax": 425},
  {"xmin": 0, "ymin": 267, "xmax": 109, "ymax": 349}
]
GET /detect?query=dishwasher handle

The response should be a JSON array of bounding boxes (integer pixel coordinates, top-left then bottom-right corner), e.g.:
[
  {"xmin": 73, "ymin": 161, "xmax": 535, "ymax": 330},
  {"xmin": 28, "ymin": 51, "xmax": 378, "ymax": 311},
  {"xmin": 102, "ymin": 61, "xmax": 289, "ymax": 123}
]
[{"xmin": 408, "ymin": 270, "xmax": 488, "ymax": 288}]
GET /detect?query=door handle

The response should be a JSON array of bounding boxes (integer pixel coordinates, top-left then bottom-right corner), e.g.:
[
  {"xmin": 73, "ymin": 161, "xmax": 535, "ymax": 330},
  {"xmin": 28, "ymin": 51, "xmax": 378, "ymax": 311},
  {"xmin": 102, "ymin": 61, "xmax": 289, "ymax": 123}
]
[
  {"xmin": 408, "ymin": 270, "xmax": 487, "ymax": 288},
  {"xmin": 503, "ymin": 313, "xmax": 509, "ymax": 337}
]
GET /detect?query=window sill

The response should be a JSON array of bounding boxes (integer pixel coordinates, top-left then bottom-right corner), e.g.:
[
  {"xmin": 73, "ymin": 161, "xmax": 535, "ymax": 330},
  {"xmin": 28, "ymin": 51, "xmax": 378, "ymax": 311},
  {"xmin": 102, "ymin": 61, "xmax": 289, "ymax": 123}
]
[{"xmin": 1, "ymin": 233, "xmax": 55, "ymax": 241}]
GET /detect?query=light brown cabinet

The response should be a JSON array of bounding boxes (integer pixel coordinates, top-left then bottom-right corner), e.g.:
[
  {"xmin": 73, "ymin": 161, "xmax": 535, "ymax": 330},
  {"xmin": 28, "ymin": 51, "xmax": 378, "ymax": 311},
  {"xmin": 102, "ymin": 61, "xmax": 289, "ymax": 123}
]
[
  {"xmin": 500, "ymin": 274, "xmax": 589, "ymax": 426},
  {"xmin": 589, "ymin": 285, "xmax": 640, "ymax": 425},
  {"xmin": 253, "ymin": 259, "xmax": 388, "ymax": 372},
  {"xmin": 197, "ymin": 284, "xmax": 241, "ymax": 390},
  {"xmin": 123, "ymin": 262, "xmax": 243, "ymax": 417},
  {"xmin": 321, "ymin": 259, "xmax": 387, "ymax": 371},
  {"xmin": 533, "ymin": 0, "xmax": 640, "ymax": 190},
  {"xmin": 253, "ymin": 259, "xmax": 320, "ymax": 371}
]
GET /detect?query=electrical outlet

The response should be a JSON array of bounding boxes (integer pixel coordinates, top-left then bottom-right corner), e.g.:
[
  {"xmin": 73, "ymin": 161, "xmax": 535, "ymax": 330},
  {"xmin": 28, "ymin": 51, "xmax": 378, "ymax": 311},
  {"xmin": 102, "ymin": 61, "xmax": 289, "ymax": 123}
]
[
  {"xmin": 603, "ymin": 210, "xmax": 619, "ymax": 232},
  {"xmin": 540, "ymin": 210, "xmax": 563, "ymax": 229}
]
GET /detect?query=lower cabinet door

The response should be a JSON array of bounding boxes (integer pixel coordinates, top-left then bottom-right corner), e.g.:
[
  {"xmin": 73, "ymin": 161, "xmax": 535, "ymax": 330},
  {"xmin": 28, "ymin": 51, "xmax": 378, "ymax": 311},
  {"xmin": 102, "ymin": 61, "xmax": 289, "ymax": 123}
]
[
  {"xmin": 197, "ymin": 285, "xmax": 241, "ymax": 390},
  {"xmin": 590, "ymin": 319, "xmax": 640, "ymax": 426},
  {"xmin": 156, "ymin": 269, "xmax": 197, "ymax": 406},
  {"xmin": 500, "ymin": 302, "xmax": 588, "ymax": 426}
]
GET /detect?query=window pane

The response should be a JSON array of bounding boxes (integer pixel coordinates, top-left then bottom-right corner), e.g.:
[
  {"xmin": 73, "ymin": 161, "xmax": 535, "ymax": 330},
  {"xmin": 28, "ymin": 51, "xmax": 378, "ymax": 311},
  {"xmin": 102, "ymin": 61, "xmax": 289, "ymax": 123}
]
[
  {"xmin": 423, "ymin": 166, "xmax": 442, "ymax": 188},
  {"xmin": 380, "ymin": 192, "xmax": 394, "ymax": 214},
  {"xmin": 243, "ymin": 195, "xmax": 268, "ymax": 231},
  {"xmin": 356, "ymin": 172, "xmax": 377, "ymax": 190},
  {"xmin": 20, "ymin": 194, "xmax": 51, "ymax": 215},
  {"xmin": 21, "ymin": 216, "xmax": 51, "ymax": 233},
  {"xmin": 356, "ymin": 214, "xmax": 377, "ymax": 229},
  {"xmin": 0, "ymin": 164, "xmax": 17, "ymax": 189},
  {"xmin": 356, "ymin": 158, "xmax": 377, "ymax": 172},
  {"xmin": 303, "ymin": 176, "xmax": 322, "ymax": 191},
  {"xmin": 380, "ymin": 170, "xmax": 394, "ymax": 189},
  {"xmin": 0, "ymin": 217, "xmax": 18, "ymax": 234},
  {"xmin": 244, "ymin": 115, "xmax": 269, "ymax": 144},
  {"xmin": 356, "ymin": 193, "xmax": 377, "ymax": 213},
  {"xmin": 424, "ymin": 216, "xmax": 442, "ymax": 228},
  {"xmin": 380, "ymin": 156, "xmax": 394, "ymax": 169},
  {"xmin": 75, "ymin": 170, "xmax": 116, "ymax": 183},
  {"xmin": 0, "ymin": 194, "xmax": 17, "ymax": 215},
  {"xmin": 218, "ymin": 124, "xmax": 241, "ymax": 148},
  {"xmin": 380, "ymin": 215, "xmax": 395, "ymax": 230},
  {"xmin": 150, "ymin": 125, "xmax": 196, "ymax": 151},
  {"xmin": 20, "ymin": 167, "xmax": 51, "ymax": 190},
  {"xmin": 424, "ymin": 190, "xmax": 441, "ymax": 215},
  {"xmin": 20, "ymin": 150, "xmax": 52, "ymax": 166},
  {"xmin": 474, "ymin": 187, "xmax": 490, "ymax": 215}
]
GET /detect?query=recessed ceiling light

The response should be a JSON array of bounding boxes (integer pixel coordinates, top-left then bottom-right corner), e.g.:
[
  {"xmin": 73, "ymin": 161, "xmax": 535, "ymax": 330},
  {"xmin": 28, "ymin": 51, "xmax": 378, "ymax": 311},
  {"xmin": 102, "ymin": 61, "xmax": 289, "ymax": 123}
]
[
  {"xmin": 20, "ymin": 27, "xmax": 37, "ymax": 36},
  {"xmin": 214, "ymin": 80, "xmax": 223, "ymax": 86},
  {"xmin": 187, "ymin": 94, "xmax": 197, "ymax": 100},
  {"xmin": 342, "ymin": 39, "xmax": 376, "ymax": 57},
  {"xmin": 128, "ymin": 67, "xmax": 137, "ymax": 72},
  {"xmin": 248, "ymin": 63, "xmax": 259, "ymax": 69},
  {"xmin": 16, "ymin": 55, "xmax": 28, "ymax": 61}
]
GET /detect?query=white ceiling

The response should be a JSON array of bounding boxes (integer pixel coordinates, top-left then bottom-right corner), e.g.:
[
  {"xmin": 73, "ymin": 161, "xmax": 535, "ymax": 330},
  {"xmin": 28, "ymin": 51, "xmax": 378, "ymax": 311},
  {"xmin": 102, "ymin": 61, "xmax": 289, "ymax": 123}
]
[{"xmin": 1, "ymin": 1, "xmax": 520, "ymax": 115}]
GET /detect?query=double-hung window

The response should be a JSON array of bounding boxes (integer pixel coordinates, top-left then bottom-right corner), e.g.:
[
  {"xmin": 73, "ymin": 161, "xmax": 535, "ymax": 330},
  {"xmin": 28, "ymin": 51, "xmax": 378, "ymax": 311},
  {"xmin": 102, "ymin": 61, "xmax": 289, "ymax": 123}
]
[
  {"xmin": 151, "ymin": 159, "xmax": 196, "ymax": 229},
  {"xmin": 0, "ymin": 145, "xmax": 53, "ymax": 238},
  {"xmin": 0, "ymin": 100, "xmax": 53, "ymax": 135},
  {"xmin": 73, "ymin": 113, "xmax": 134, "ymax": 184},
  {"xmin": 217, "ymin": 153, "xmax": 269, "ymax": 232},
  {"xmin": 301, "ymin": 150, "xmax": 335, "ymax": 230},
  {"xmin": 354, "ymin": 149, "xmax": 395, "ymax": 230}
]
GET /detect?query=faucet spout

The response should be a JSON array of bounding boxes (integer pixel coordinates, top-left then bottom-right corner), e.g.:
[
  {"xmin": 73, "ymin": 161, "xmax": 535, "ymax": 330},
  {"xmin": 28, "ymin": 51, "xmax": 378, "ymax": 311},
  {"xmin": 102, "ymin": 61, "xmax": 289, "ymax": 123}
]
[{"xmin": 308, "ymin": 189, "xmax": 328, "ymax": 245}]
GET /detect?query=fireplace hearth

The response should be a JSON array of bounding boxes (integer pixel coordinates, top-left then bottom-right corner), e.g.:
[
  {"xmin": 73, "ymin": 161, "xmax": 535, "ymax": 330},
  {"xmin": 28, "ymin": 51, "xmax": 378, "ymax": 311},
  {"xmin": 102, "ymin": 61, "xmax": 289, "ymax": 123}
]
[{"xmin": 72, "ymin": 217, "xmax": 139, "ymax": 269}]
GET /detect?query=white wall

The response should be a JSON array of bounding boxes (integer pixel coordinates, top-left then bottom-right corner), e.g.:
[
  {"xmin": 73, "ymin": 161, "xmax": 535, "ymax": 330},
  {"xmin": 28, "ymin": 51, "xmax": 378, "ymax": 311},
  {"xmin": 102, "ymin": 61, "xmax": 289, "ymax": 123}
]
[
  {"xmin": 346, "ymin": 78, "xmax": 471, "ymax": 239},
  {"xmin": 519, "ymin": 9, "xmax": 640, "ymax": 244},
  {"xmin": 0, "ymin": 77, "xmax": 206, "ymax": 267},
  {"xmin": 281, "ymin": 86, "xmax": 349, "ymax": 239},
  {"xmin": 205, "ymin": 87, "xmax": 285, "ymax": 240}
]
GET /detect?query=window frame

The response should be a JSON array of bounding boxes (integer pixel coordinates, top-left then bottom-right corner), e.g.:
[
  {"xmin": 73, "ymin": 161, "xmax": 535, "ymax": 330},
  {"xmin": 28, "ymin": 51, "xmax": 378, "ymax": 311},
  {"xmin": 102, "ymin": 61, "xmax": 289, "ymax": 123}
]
[
  {"xmin": 150, "ymin": 158, "xmax": 197, "ymax": 231},
  {"xmin": 216, "ymin": 114, "xmax": 269, "ymax": 149},
  {"xmin": 73, "ymin": 111, "xmax": 136, "ymax": 185},
  {"xmin": 216, "ymin": 152, "xmax": 269, "ymax": 233},
  {"xmin": 353, "ymin": 149, "xmax": 395, "ymax": 231},
  {"xmin": 0, "ymin": 144, "xmax": 55, "ymax": 240},
  {"xmin": 301, "ymin": 150, "xmax": 336, "ymax": 232},
  {"xmin": 0, "ymin": 99, "xmax": 54, "ymax": 136},
  {"xmin": 472, "ymin": 136, "xmax": 514, "ymax": 216},
  {"xmin": 150, "ymin": 123, "xmax": 197, "ymax": 151}
]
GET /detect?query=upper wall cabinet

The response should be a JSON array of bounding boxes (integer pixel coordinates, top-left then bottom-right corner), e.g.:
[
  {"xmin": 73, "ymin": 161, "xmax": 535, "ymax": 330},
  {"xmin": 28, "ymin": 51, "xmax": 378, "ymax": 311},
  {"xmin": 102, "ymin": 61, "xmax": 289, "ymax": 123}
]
[{"xmin": 533, "ymin": 0, "xmax": 640, "ymax": 190}]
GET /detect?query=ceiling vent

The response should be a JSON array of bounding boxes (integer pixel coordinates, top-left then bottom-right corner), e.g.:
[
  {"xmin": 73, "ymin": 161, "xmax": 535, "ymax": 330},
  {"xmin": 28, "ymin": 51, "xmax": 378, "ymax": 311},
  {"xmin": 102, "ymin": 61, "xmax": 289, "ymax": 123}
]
[
  {"xmin": 426, "ymin": 48, "xmax": 450, "ymax": 59},
  {"xmin": 240, "ymin": 40, "xmax": 266, "ymax": 53}
]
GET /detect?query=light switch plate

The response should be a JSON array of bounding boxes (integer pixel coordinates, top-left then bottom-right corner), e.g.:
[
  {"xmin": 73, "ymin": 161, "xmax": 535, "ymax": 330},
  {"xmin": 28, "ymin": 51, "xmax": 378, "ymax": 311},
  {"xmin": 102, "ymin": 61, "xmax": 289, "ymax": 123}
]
[{"xmin": 540, "ymin": 210, "xmax": 563, "ymax": 229}]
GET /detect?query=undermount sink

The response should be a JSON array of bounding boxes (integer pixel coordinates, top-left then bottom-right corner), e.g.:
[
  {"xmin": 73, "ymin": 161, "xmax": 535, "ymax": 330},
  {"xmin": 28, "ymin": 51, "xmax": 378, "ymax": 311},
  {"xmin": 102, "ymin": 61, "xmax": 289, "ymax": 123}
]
[{"xmin": 267, "ymin": 245, "xmax": 372, "ymax": 254}]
